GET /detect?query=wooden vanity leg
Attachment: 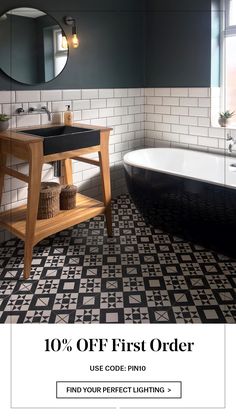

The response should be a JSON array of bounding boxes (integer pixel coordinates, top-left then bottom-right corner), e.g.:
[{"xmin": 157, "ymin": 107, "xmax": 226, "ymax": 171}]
[
  {"xmin": 24, "ymin": 143, "xmax": 43, "ymax": 279},
  {"xmin": 0, "ymin": 149, "xmax": 6, "ymax": 208},
  {"xmin": 63, "ymin": 158, "xmax": 73, "ymax": 184},
  {"xmin": 99, "ymin": 131, "xmax": 112, "ymax": 237}
]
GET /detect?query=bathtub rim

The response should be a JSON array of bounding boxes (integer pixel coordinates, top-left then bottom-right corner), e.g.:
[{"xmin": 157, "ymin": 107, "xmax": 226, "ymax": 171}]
[{"xmin": 123, "ymin": 147, "xmax": 236, "ymax": 191}]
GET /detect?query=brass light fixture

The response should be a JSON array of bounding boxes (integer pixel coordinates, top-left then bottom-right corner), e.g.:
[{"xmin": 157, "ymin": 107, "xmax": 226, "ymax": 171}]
[{"xmin": 62, "ymin": 16, "xmax": 79, "ymax": 49}]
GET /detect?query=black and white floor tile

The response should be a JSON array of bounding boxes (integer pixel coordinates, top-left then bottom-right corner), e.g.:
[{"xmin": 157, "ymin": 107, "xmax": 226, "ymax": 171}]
[{"xmin": 0, "ymin": 195, "xmax": 235, "ymax": 324}]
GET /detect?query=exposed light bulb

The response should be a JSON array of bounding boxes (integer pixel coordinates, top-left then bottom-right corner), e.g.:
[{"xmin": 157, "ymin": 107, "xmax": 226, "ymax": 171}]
[
  {"xmin": 63, "ymin": 16, "xmax": 79, "ymax": 49},
  {"xmin": 72, "ymin": 33, "xmax": 79, "ymax": 48},
  {"xmin": 62, "ymin": 35, "xmax": 68, "ymax": 50}
]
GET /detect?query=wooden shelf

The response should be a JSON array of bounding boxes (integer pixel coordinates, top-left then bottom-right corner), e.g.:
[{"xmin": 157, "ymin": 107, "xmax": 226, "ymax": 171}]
[
  {"xmin": 0, "ymin": 124, "xmax": 112, "ymax": 278},
  {"xmin": 0, "ymin": 193, "xmax": 105, "ymax": 245}
]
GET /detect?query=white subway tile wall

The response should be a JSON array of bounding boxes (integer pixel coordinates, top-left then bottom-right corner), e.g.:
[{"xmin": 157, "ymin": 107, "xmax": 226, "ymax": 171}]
[
  {"xmin": 145, "ymin": 87, "xmax": 236, "ymax": 153},
  {"xmin": 0, "ymin": 88, "xmax": 145, "ymax": 242},
  {"xmin": 1, "ymin": 86, "xmax": 236, "ymax": 244}
]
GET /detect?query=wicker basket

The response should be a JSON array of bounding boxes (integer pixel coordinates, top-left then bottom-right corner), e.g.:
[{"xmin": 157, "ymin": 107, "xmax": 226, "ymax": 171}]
[
  {"xmin": 37, "ymin": 182, "xmax": 61, "ymax": 219},
  {"xmin": 60, "ymin": 184, "xmax": 77, "ymax": 210}
]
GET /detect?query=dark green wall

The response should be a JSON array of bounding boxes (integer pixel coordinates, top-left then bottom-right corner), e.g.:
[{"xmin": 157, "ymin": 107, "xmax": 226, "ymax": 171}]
[
  {"xmin": 0, "ymin": 0, "xmax": 146, "ymax": 89},
  {"xmin": 145, "ymin": 0, "xmax": 213, "ymax": 87},
  {"xmin": 0, "ymin": 0, "xmax": 219, "ymax": 90}
]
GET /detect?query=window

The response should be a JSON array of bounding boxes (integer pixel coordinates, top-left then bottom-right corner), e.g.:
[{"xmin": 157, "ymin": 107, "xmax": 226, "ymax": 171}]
[
  {"xmin": 53, "ymin": 29, "xmax": 68, "ymax": 76},
  {"xmin": 222, "ymin": 0, "xmax": 236, "ymax": 125},
  {"xmin": 228, "ymin": 0, "xmax": 236, "ymax": 25}
]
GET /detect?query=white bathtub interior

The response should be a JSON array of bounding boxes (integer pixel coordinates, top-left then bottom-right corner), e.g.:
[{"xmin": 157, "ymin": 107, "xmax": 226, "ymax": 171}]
[{"xmin": 124, "ymin": 147, "xmax": 236, "ymax": 188}]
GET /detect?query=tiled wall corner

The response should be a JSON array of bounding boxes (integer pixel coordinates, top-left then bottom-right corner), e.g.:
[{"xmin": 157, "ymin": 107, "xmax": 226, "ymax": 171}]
[{"xmin": 144, "ymin": 87, "xmax": 236, "ymax": 153}]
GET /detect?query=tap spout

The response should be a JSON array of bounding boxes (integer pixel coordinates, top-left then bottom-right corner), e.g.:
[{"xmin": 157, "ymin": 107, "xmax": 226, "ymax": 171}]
[
  {"xmin": 41, "ymin": 106, "xmax": 51, "ymax": 121},
  {"xmin": 226, "ymin": 134, "xmax": 236, "ymax": 153}
]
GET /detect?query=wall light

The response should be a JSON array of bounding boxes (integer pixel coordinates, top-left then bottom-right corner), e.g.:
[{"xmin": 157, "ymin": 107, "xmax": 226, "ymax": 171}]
[{"xmin": 63, "ymin": 16, "xmax": 79, "ymax": 48}]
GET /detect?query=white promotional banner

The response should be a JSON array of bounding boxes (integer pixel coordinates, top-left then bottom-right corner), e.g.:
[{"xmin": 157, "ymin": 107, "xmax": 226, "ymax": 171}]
[
  {"xmin": 10, "ymin": 324, "xmax": 225, "ymax": 408},
  {"xmin": 1, "ymin": 324, "xmax": 236, "ymax": 419}
]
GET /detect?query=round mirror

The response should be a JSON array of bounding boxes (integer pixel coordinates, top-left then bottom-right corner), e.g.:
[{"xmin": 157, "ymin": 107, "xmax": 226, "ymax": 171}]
[{"xmin": 0, "ymin": 7, "xmax": 68, "ymax": 85}]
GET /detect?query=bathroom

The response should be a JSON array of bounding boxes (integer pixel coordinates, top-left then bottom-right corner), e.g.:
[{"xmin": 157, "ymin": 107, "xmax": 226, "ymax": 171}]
[{"xmin": 0, "ymin": 0, "xmax": 235, "ymax": 323}]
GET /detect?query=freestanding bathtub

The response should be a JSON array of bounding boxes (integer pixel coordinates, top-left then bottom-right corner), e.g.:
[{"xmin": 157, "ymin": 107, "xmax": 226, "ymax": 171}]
[{"xmin": 124, "ymin": 147, "xmax": 236, "ymax": 257}]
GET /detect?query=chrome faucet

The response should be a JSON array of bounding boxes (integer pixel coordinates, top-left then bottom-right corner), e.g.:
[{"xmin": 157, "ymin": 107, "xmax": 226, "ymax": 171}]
[
  {"xmin": 227, "ymin": 134, "xmax": 236, "ymax": 153},
  {"xmin": 15, "ymin": 106, "xmax": 52, "ymax": 121},
  {"xmin": 41, "ymin": 106, "xmax": 51, "ymax": 121}
]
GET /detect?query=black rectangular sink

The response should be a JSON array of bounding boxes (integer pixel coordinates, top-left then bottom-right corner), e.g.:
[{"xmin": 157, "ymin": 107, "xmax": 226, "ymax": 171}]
[{"xmin": 20, "ymin": 125, "xmax": 100, "ymax": 155}]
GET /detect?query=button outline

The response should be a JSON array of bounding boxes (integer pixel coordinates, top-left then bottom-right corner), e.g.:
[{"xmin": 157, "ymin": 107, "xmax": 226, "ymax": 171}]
[{"xmin": 56, "ymin": 381, "xmax": 182, "ymax": 399}]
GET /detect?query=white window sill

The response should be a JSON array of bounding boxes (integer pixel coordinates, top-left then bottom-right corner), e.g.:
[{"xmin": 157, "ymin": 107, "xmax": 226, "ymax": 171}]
[{"xmin": 211, "ymin": 125, "xmax": 236, "ymax": 129}]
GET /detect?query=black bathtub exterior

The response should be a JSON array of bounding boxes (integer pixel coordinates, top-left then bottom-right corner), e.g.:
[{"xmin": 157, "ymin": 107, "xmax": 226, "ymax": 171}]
[{"xmin": 124, "ymin": 163, "xmax": 236, "ymax": 257}]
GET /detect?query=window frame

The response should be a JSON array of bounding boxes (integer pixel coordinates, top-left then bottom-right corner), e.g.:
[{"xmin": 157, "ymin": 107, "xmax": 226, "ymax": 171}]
[
  {"xmin": 220, "ymin": 0, "xmax": 236, "ymax": 125},
  {"xmin": 225, "ymin": 0, "xmax": 236, "ymax": 30},
  {"xmin": 53, "ymin": 28, "xmax": 68, "ymax": 77}
]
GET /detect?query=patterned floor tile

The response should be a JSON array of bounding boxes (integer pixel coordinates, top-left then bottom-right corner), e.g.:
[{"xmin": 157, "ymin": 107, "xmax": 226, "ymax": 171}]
[
  {"xmin": 0, "ymin": 194, "xmax": 235, "ymax": 323},
  {"xmin": 0, "ymin": 280, "xmax": 17, "ymax": 296},
  {"xmin": 102, "ymin": 265, "xmax": 122, "ymax": 278},
  {"xmin": 180, "ymin": 263, "xmax": 203, "ymax": 276},
  {"xmin": 141, "ymin": 264, "xmax": 162, "ymax": 277},
  {"xmin": 168, "ymin": 290, "xmax": 194, "ymax": 306},
  {"xmin": 79, "ymin": 278, "xmax": 101, "ymax": 293},
  {"xmin": 1, "ymin": 269, "xmax": 22, "ymax": 280},
  {"xmin": 197, "ymin": 306, "xmax": 225, "ymax": 323},
  {"xmin": 100, "ymin": 309, "xmax": 124, "ymax": 323},
  {"xmin": 144, "ymin": 277, "xmax": 166, "ymax": 290},
  {"xmin": 101, "ymin": 278, "xmax": 123, "ymax": 292},
  {"xmin": 24, "ymin": 310, "xmax": 51, "ymax": 323},
  {"xmin": 172, "ymin": 243, "xmax": 193, "ymax": 253},
  {"xmin": 194, "ymin": 252, "xmax": 218, "ymax": 264},
  {"xmin": 44, "ymin": 256, "xmax": 66, "ymax": 267},
  {"xmin": 220, "ymin": 304, "xmax": 236, "ymax": 323},
  {"xmin": 190, "ymin": 289, "xmax": 218, "ymax": 306},
  {"xmin": 186, "ymin": 276, "xmax": 213, "ymax": 289},
  {"xmin": 50, "ymin": 311, "xmax": 75, "ymax": 324},
  {"xmin": 75, "ymin": 309, "xmax": 100, "ymax": 323},
  {"xmin": 218, "ymin": 262, "xmax": 236, "ymax": 275},
  {"xmin": 124, "ymin": 307, "xmax": 149, "ymax": 323},
  {"xmin": 53, "ymin": 293, "xmax": 78, "ymax": 310},
  {"xmin": 172, "ymin": 306, "xmax": 201, "ymax": 323},
  {"xmin": 13, "ymin": 281, "xmax": 37, "ymax": 294},
  {"xmin": 148, "ymin": 307, "xmax": 175, "ymax": 323},
  {"xmin": 35, "ymin": 279, "xmax": 60, "ymax": 294},
  {"xmin": 123, "ymin": 277, "xmax": 145, "ymax": 291},
  {"xmin": 58, "ymin": 280, "xmax": 80, "ymax": 293},
  {"xmin": 146, "ymin": 290, "xmax": 171, "ymax": 307},
  {"xmin": 213, "ymin": 289, "xmax": 236, "ymax": 304},
  {"xmin": 77, "ymin": 293, "xmax": 100, "ymax": 308},
  {"xmin": 100, "ymin": 292, "xmax": 123, "ymax": 309},
  {"xmin": 164, "ymin": 275, "xmax": 188, "ymax": 290},
  {"xmin": 158, "ymin": 253, "xmax": 179, "ymax": 265},
  {"xmin": 5, "ymin": 294, "xmax": 32, "ymax": 311},
  {"xmin": 30, "ymin": 295, "xmax": 55, "ymax": 310}
]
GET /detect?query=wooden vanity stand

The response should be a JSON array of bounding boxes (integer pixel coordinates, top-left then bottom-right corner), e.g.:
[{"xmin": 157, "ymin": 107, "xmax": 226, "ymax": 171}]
[{"xmin": 0, "ymin": 123, "xmax": 112, "ymax": 279}]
